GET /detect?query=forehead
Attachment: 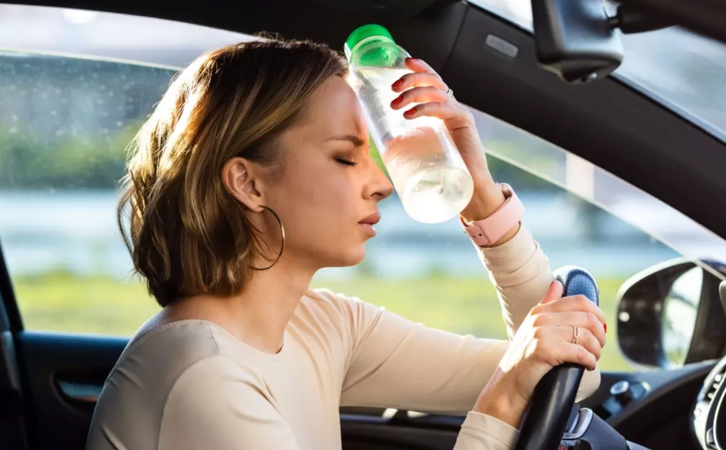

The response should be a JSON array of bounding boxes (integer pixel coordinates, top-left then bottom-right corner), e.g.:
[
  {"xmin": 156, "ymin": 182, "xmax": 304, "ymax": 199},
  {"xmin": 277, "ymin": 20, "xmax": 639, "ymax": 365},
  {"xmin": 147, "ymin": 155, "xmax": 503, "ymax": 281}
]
[{"xmin": 293, "ymin": 76, "xmax": 367, "ymax": 140}]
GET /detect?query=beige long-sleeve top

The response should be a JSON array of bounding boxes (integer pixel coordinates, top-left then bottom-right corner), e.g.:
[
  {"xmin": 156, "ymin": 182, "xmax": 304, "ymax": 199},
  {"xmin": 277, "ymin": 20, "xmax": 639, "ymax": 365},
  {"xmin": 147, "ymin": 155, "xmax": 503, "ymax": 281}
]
[{"xmin": 86, "ymin": 226, "xmax": 600, "ymax": 450}]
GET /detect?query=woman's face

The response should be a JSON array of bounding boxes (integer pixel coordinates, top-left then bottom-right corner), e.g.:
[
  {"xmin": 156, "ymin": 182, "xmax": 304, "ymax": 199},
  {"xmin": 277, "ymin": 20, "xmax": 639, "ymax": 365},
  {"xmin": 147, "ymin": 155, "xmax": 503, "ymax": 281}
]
[{"xmin": 260, "ymin": 75, "xmax": 393, "ymax": 270}]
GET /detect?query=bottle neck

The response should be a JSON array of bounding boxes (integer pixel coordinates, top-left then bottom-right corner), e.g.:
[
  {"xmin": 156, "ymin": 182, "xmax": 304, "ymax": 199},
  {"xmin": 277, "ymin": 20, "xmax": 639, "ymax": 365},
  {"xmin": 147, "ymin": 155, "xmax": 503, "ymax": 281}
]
[
  {"xmin": 346, "ymin": 37, "xmax": 408, "ymax": 67},
  {"xmin": 346, "ymin": 36, "xmax": 392, "ymax": 60}
]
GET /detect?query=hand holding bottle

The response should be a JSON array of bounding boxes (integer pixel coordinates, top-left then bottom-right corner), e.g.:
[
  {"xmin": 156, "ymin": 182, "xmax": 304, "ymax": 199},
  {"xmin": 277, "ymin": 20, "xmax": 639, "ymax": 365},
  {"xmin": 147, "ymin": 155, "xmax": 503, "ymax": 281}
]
[
  {"xmin": 390, "ymin": 57, "xmax": 492, "ymax": 191},
  {"xmin": 389, "ymin": 57, "xmax": 519, "ymax": 241}
]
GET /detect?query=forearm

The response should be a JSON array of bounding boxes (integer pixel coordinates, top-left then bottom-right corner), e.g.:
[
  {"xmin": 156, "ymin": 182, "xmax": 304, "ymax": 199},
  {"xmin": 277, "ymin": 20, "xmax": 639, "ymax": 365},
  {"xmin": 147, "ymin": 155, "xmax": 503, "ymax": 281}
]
[
  {"xmin": 341, "ymin": 307, "xmax": 512, "ymax": 414},
  {"xmin": 476, "ymin": 225, "xmax": 554, "ymax": 339},
  {"xmin": 472, "ymin": 368, "xmax": 528, "ymax": 429}
]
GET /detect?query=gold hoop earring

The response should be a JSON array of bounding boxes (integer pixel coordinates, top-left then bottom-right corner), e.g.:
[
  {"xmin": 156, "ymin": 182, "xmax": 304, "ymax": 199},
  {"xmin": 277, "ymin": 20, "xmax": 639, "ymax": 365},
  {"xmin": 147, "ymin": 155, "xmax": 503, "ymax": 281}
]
[{"xmin": 251, "ymin": 206, "xmax": 285, "ymax": 271}]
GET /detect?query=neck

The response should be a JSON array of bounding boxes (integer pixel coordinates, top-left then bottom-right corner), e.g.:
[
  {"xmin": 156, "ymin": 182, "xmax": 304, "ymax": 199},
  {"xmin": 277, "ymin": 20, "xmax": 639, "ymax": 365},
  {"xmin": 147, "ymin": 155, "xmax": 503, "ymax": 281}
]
[
  {"xmin": 236, "ymin": 260, "xmax": 315, "ymax": 353},
  {"xmin": 168, "ymin": 258, "xmax": 316, "ymax": 354}
]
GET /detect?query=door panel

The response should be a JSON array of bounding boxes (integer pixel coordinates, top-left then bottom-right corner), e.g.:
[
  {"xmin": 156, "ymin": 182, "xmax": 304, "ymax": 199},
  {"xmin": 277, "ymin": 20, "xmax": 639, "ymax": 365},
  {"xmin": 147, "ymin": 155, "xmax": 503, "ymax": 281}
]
[
  {"xmin": 16, "ymin": 332, "xmax": 126, "ymax": 450},
  {"xmin": 342, "ymin": 420, "xmax": 458, "ymax": 450}
]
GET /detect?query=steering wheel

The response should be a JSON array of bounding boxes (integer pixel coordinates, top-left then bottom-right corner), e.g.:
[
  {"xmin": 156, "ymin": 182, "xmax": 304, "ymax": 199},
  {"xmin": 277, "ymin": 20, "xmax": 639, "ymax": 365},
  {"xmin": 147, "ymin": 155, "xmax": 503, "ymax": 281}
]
[{"xmin": 515, "ymin": 266, "xmax": 599, "ymax": 450}]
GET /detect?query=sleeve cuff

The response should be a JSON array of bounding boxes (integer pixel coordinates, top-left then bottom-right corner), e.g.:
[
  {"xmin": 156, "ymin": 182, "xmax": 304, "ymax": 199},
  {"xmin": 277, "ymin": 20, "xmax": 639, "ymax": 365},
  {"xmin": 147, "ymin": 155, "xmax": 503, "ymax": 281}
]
[
  {"xmin": 454, "ymin": 411, "xmax": 519, "ymax": 450},
  {"xmin": 478, "ymin": 224, "xmax": 534, "ymax": 260}
]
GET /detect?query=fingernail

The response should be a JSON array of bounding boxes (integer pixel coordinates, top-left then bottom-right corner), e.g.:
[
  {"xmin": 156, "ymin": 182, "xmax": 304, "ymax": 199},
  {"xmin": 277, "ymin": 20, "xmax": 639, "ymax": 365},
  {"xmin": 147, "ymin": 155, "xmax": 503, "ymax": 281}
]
[
  {"xmin": 392, "ymin": 79, "xmax": 404, "ymax": 89},
  {"xmin": 391, "ymin": 96, "xmax": 403, "ymax": 106},
  {"xmin": 404, "ymin": 107, "xmax": 416, "ymax": 116},
  {"xmin": 604, "ymin": 322, "xmax": 607, "ymax": 333},
  {"xmin": 405, "ymin": 57, "xmax": 418, "ymax": 62}
]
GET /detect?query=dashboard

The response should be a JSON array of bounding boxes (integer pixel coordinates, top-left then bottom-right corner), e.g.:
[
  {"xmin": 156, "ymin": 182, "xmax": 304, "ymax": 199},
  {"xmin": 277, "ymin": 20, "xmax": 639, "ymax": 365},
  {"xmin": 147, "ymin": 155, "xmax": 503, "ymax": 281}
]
[
  {"xmin": 576, "ymin": 360, "xmax": 716, "ymax": 449},
  {"xmin": 693, "ymin": 357, "xmax": 726, "ymax": 449}
]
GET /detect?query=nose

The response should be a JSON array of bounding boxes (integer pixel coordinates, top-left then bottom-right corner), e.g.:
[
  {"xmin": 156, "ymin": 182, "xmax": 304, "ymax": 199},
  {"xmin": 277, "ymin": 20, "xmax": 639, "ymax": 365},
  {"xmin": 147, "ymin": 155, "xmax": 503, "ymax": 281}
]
[{"xmin": 364, "ymin": 157, "xmax": 393, "ymax": 201}]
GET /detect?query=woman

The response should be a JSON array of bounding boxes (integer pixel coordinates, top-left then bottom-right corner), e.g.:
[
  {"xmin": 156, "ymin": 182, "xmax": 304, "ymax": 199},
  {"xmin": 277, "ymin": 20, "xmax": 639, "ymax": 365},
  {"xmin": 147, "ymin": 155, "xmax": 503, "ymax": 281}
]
[{"xmin": 86, "ymin": 38, "xmax": 606, "ymax": 450}]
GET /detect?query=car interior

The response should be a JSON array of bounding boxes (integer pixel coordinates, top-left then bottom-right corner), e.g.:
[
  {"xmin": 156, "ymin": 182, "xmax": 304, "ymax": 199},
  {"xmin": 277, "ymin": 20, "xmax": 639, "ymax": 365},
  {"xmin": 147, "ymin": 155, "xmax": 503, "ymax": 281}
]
[{"xmin": 2, "ymin": 0, "xmax": 726, "ymax": 449}]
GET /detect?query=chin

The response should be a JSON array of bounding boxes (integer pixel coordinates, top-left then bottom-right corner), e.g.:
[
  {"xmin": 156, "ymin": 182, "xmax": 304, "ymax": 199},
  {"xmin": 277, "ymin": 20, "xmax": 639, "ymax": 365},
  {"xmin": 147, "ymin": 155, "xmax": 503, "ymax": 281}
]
[{"xmin": 327, "ymin": 246, "xmax": 367, "ymax": 268}]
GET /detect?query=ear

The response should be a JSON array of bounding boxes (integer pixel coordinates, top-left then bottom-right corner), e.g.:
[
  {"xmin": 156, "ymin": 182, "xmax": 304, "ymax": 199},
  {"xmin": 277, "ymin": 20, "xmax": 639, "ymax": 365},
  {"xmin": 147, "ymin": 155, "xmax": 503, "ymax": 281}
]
[{"xmin": 221, "ymin": 157, "xmax": 266, "ymax": 212}]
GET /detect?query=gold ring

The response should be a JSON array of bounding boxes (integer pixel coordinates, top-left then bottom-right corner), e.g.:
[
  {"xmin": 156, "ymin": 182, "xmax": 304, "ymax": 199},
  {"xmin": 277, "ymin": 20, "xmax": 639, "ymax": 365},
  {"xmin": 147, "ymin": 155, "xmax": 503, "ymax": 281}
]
[{"xmin": 572, "ymin": 325, "xmax": 580, "ymax": 345}]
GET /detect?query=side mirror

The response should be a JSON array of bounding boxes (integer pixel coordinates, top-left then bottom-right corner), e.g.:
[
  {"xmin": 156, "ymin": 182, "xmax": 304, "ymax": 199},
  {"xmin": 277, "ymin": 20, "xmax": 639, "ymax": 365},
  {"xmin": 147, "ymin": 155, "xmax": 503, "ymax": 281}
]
[{"xmin": 616, "ymin": 258, "xmax": 726, "ymax": 369}]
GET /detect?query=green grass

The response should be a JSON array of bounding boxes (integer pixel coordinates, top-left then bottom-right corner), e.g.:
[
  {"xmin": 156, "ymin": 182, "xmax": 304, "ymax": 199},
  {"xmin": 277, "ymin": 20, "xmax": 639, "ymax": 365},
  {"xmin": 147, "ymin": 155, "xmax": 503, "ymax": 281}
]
[{"xmin": 11, "ymin": 272, "xmax": 633, "ymax": 371}]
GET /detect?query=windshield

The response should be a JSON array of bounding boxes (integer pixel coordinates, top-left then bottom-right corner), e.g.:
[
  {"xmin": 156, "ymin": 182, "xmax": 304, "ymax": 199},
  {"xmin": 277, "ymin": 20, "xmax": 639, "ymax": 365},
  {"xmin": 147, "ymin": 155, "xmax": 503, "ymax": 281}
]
[{"xmin": 469, "ymin": 0, "xmax": 726, "ymax": 143}]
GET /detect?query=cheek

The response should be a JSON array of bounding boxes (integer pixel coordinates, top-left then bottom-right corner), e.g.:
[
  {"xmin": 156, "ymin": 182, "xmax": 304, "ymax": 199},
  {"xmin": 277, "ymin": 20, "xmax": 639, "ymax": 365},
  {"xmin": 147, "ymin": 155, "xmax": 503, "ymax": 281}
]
[
  {"xmin": 304, "ymin": 174, "xmax": 356, "ymax": 221},
  {"xmin": 277, "ymin": 165, "xmax": 358, "ymax": 233}
]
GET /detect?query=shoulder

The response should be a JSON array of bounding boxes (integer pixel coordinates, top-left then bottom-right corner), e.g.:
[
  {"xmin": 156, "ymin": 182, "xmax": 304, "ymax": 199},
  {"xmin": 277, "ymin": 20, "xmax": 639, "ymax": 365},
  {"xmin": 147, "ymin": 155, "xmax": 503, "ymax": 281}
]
[
  {"xmin": 98, "ymin": 320, "xmax": 263, "ymax": 415},
  {"xmin": 117, "ymin": 320, "xmax": 223, "ymax": 373},
  {"xmin": 158, "ymin": 353, "xmax": 300, "ymax": 450},
  {"xmin": 166, "ymin": 353, "xmax": 262, "ymax": 404},
  {"xmin": 158, "ymin": 354, "xmax": 294, "ymax": 450},
  {"xmin": 87, "ymin": 321, "xmax": 238, "ymax": 450}
]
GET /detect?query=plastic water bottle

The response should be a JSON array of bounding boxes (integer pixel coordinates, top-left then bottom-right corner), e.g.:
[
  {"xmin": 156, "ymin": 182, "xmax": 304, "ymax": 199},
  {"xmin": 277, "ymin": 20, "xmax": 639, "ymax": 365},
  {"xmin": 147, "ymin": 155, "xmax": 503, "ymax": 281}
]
[{"xmin": 344, "ymin": 24, "xmax": 474, "ymax": 224}]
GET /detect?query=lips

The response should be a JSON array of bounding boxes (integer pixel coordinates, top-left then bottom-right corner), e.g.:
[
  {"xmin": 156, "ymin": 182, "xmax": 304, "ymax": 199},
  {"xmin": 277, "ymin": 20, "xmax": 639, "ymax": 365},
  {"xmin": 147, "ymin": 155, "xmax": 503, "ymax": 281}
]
[{"xmin": 359, "ymin": 211, "xmax": 381, "ymax": 226}]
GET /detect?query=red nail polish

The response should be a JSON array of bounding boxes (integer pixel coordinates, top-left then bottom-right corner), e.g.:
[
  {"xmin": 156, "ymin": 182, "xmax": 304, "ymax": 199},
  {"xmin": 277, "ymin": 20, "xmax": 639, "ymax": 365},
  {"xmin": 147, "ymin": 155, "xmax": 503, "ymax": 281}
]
[
  {"xmin": 604, "ymin": 322, "xmax": 607, "ymax": 333},
  {"xmin": 392, "ymin": 79, "xmax": 404, "ymax": 89},
  {"xmin": 404, "ymin": 107, "xmax": 416, "ymax": 116},
  {"xmin": 391, "ymin": 96, "xmax": 403, "ymax": 106},
  {"xmin": 405, "ymin": 57, "xmax": 419, "ymax": 62}
]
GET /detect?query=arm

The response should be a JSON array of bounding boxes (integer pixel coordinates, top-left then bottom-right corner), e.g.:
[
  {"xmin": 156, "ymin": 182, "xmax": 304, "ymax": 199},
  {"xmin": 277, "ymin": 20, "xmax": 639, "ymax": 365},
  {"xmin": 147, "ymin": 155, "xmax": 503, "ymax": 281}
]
[
  {"xmin": 158, "ymin": 355, "xmax": 300, "ymax": 450},
  {"xmin": 477, "ymin": 225, "xmax": 554, "ymax": 340},
  {"xmin": 338, "ymin": 225, "xmax": 600, "ymax": 411}
]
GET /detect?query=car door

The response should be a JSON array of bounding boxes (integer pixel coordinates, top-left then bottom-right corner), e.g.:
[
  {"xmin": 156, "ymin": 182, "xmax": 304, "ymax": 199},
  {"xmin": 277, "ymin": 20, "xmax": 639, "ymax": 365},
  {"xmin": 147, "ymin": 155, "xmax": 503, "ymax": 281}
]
[{"xmin": 0, "ymin": 3, "xmax": 724, "ymax": 450}]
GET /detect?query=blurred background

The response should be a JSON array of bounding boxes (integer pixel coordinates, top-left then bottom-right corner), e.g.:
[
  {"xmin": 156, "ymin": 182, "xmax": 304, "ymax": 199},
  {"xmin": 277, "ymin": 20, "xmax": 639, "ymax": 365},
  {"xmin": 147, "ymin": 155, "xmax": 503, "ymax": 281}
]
[{"xmin": 1, "ymin": 3, "xmax": 726, "ymax": 372}]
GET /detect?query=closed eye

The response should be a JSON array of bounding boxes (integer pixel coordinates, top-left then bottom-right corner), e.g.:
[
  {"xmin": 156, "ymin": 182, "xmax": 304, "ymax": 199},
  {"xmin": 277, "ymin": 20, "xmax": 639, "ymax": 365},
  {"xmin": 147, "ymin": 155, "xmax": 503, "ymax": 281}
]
[{"xmin": 335, "ymin": 158, "xmax": 357, "ymax": 167}]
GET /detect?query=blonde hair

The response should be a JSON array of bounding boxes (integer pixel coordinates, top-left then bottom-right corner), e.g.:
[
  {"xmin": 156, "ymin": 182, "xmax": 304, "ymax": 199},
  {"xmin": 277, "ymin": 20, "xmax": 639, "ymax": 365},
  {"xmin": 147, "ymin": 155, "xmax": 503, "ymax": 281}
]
[{"xmin": 118, "ymin": 39, "xmax": 348, "ymax": 306}]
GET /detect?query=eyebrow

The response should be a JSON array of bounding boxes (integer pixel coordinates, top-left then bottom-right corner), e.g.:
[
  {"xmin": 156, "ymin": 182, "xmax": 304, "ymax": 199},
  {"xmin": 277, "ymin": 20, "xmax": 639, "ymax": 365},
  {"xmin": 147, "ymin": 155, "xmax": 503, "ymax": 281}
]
[{"xmin": 326, "ymin": 135, "xmax": 366, "ymax": 147}]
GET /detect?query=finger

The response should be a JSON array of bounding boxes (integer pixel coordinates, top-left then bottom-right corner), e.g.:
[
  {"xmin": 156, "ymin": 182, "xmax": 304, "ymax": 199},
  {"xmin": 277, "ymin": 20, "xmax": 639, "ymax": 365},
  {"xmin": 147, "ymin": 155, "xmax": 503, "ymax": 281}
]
[
  {"xmin": 543, "ymin": 294, "xmax": 606, "ymax": 325},
  {"xmin": 403, "ymin": 101, "xmax": 469, "ymax": 123},
  {"xmin": 533, "ymin": 312, "xmax": 606, "ymax": 347},
  {"xmin": 560, "ymin": 342, "xmax": 599, "ymax": 371},
  {"xmin": 392, "ymin": 71, "xmax": 448, "ymax": 93},
  {"xmin": 404, "ymin": 57, "xmax": 436, "ymax": 73},
  {"xmin": 541, "ymin": 280, "xmax": 564, "ymax": 305},
  {"xmin": 554, "ymin": 324, "xmax": 604, "ymax": 357},
  {"xmin": 390, "ymin": 86, "xmax": 450, "ymax": 110},
  {"xmin": 528, "ymin": 281, "xmax": 563, "ymax": 316}
]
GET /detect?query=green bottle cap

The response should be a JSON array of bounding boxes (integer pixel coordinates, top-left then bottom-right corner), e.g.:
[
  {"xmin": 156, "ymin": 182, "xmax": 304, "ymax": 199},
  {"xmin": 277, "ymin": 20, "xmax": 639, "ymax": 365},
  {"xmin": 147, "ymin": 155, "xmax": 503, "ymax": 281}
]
[{"xmin": 344, "ymin": 24, "xmax": 398, "ymax": 66}]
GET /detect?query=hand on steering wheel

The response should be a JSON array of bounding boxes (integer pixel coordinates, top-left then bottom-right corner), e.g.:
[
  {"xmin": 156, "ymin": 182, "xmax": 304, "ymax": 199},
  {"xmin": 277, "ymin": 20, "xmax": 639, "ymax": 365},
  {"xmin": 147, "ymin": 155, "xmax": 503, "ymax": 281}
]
[{"xmin": 473, "ymin": 279, "xmax": 606, "ymax": 428}]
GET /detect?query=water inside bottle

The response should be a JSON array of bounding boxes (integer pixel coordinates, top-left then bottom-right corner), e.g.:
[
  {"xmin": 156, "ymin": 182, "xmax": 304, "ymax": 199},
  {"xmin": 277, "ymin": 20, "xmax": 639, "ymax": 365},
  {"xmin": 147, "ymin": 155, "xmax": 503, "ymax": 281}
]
[
  {"xmin": 384, "ymin": 126, "xmax": 474, "ymax": 223},
  {"xmin": 350, "ymin": 67, "xmax": 474, "ymax": 223}
]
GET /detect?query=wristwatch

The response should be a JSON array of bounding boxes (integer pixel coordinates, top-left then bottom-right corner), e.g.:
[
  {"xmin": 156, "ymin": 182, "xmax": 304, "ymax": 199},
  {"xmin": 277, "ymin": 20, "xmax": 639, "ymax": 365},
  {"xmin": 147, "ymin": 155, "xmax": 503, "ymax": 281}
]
[{"xmin": 459, "ymin": 183, "xmax": 525, "ymax": 247}]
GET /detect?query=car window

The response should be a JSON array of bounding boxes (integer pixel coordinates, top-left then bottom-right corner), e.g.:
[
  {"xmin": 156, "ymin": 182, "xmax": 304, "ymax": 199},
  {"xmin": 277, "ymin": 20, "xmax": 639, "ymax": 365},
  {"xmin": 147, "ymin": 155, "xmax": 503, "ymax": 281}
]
[
  {"xmin": 1, "ymin": 5, "xmax": 723, "ymax": 374},
  {"xmin": 468, "ymin": 0, "xmax": 726, "ymax": 143}
]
